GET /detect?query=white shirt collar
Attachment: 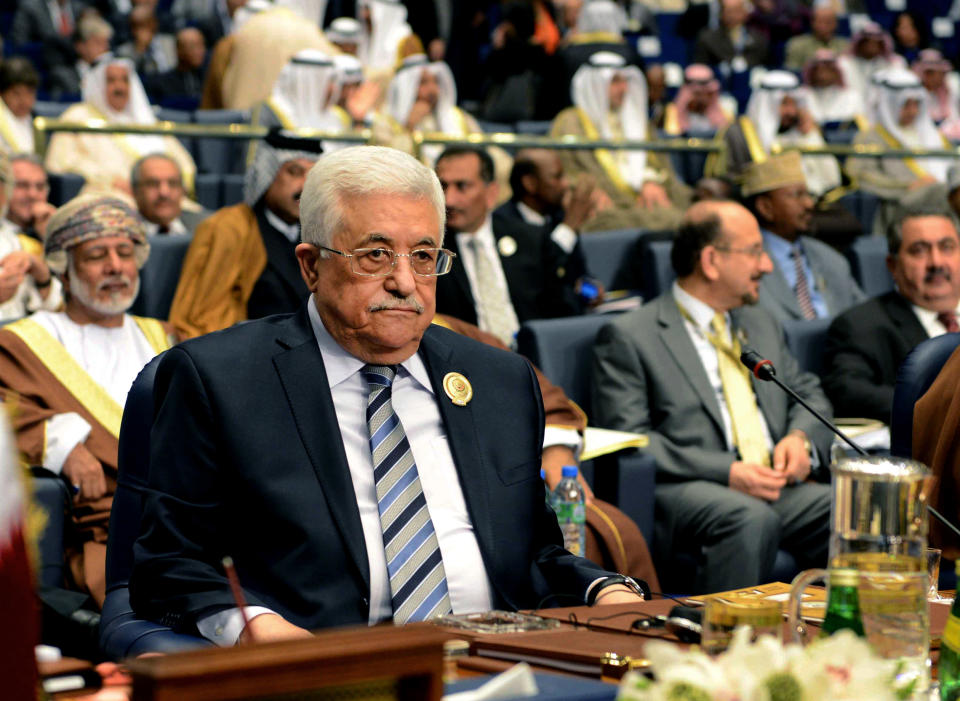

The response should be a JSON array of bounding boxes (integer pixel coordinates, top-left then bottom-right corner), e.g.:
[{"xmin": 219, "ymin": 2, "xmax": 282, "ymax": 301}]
[
  {"xmin": 911, "ymin": 300, "xmax": 960, "ymax": 329},
  {"xmin": 516, "ymin": 200, "xmax": 547, "ymax": 225},
  {"xmin": 143, "ymin": 218, "xmax": 187, "ymax": 236},
  {"xmin": 455, "ymin": 215, "xmax": 494, "ymax": 247},
  {"xmin": 672, "ymin": 280, "xmax": 724, "ymax": 331},
  {"xmin": 306, "ymin": 293, "xmax": 434, "ymax": 393},
  {"xmin": 264, "ymin": 207, "xmax": 300, "ymax": 242}
]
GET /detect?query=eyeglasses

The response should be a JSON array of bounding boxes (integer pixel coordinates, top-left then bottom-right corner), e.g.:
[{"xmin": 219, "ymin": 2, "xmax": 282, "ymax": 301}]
[
  {"xmin": 317, "ymin": 245, "xmax": 456, "ymax": 277},
  {"xmin": 713, "ymin": 245, "xmax": 768, "ymax": 261}
]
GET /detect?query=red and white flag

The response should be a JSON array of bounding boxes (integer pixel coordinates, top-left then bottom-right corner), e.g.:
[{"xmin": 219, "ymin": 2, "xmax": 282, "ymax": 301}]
[{"xmin": 0, "ymin": 413, "xmax": 39, "ymax": 699}]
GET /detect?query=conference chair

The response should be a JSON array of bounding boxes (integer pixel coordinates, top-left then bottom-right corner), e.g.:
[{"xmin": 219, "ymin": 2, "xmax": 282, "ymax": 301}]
[
  {"xmin": 845, "ymin": 234, "xmax": 894, "ymax": 298},
  {"xmin": 781, "ymin": 318, "xmax": 832, "ymax": 376},
  {"xmin": 100, "ymin": 354, "xmax": 211, "ymax": 659},
  {"xmin": 517, "ymin": 315, "xmax": 656, "ymax": 546},
  {"xmin": 637, "ymin": 237, "xmax": 676, "ymax": 301},
  {"xmin": 193, "ymin": 109, "xmax": 250, "ymax": 174},
  {"xmin": 47, "ymin": 173, "xmax": 85, "ymax": 207},
  {"xmin": 578, "ymin": 228, "xmax": 648, "ymax": 292},
  {"xmin": 194, "ymin": 173, "xmax": 221, "ymax": 211},
  {"xmin": 154, "ymin": 108, "xmax": 194, "ymax": 157},
  {"xmin": 129, "ymin": 234, "xmax": 192, "ymax": 320},
  {"xmin": 890, "ymin": 332, "xmax": 960, "ymax": 458}
]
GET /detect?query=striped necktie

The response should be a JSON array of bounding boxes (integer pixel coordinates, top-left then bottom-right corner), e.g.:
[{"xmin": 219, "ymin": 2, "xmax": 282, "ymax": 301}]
[
  {"xmin": 362, "ymin": 364, "xmax": 452, "ymax": 623},
  {"xmin": 791, "ymin": 245, "xmax": 817, "ymax": 320}
]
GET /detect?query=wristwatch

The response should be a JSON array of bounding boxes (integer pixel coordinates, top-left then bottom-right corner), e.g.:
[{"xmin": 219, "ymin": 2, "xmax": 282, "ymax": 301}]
[{"xmin": 587, "ymin": 575, "xmax": 647, "ymax": 605}]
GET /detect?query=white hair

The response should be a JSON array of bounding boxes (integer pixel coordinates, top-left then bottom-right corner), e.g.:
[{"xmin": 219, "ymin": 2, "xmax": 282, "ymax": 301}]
[{"xmin": 300, "ymin": 146, "xmax": 446, "ymax": 249}]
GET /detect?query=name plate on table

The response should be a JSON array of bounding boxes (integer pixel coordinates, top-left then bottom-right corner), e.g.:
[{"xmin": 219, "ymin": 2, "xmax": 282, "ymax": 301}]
[{"xmin": 124, "ymin": 623, "xmax": 450, "ymax": 701}]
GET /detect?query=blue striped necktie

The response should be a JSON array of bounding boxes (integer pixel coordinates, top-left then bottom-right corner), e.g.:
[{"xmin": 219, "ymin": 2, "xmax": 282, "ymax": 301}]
[{"xmin": 362, "ymin": 364, "xmax": 452, "ymax": 623}]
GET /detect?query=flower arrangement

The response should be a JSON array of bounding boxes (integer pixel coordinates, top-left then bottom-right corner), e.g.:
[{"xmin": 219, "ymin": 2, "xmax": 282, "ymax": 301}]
[{"xmin": 617, "ymin": 628, "xmax": 914, "ymax": 701}]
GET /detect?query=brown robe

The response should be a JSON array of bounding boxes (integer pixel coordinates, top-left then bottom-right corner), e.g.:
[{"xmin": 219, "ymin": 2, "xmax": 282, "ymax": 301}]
[
  {"xmin": 913, "ymin": 344, "xmax": 960, "ymax": 558},
  {"xmin": 433, "ymin": 314, "xmax": 660, "ymax": 591},
  {"xmin": 0, "ymin": 315, "xmax": 175, "ymax": 606}
]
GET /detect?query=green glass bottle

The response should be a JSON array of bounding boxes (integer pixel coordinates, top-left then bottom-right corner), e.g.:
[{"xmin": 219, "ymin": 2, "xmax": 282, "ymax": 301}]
[
  {"xmin": 940, "ymin": 596, "xmax": 960, "ymax": 700},
  {"xmin": 819, "ymin": 568, "xmax": 865, "ymax": 638}
]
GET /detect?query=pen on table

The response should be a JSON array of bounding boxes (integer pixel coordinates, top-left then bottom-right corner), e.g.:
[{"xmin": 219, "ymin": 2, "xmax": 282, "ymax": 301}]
[{"xmin": 222, "ymin": 556, "xmax": 254, "ymax": 644}]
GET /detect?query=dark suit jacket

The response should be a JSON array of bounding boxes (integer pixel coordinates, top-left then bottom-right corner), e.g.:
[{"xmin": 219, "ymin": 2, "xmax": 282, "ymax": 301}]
[
  {"xmin": 493, "ymin": 200, "xmax": 589, "ymax": 283},
  {"xmin": 592, "ymin": 293, "xmax": 834, "ymax": 484},
  {"xmin": 129, "ymin": 307, "xmax": 609, "ymax": 632},
  {"xmin": 246, "ymin": 205, "xmax": 309, "ymax": 321},
  {"xmin": 693, "ymin": 26, "xmax": 769, "ymax": 68},
  {"xmin": 435, "ymin": 216, "xmax": 583, "ymax": 328},
  {"xmin": 821, "ymin": 291, "xmax": 929, "ymax": 422}
]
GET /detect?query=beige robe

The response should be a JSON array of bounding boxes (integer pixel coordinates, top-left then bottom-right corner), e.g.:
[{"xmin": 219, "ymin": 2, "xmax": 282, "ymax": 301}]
[{"xmin": 550, "ymin": 106, "xmax": 692, "ymax": 232}]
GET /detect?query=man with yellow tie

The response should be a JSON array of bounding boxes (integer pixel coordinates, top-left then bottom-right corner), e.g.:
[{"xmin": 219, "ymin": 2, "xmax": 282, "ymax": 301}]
[{"xmin": 591, "ymin": 199, "xmax": 832, "ymax": 594}]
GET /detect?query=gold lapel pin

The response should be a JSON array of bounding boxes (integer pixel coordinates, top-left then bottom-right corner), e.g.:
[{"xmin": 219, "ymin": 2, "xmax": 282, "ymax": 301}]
[
  {"xmin": 443, "ymin": 372, "xmax": 473, "ymax": 406},
  {"xmin": 497, "ymin": 236, "xmax": 518, "ymax": 257}
]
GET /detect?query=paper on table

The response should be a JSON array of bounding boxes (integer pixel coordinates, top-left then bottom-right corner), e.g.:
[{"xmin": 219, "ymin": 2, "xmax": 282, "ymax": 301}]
[
  {"xmin": 443, "ymin": 662, "xmax": 538, "ymax": 701},
  {"xmin": 580, "ymin": 427, "xmax": 649, "ymax": 462}
]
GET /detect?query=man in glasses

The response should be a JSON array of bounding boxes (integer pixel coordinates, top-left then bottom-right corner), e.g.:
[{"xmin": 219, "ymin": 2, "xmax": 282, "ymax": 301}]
[
  {"xmin": 169, "ymin": 132, "xmax": 322, "ymax": 338},
  {"xmin": 744, "ymin": 152, "xmax": 864, "ymax": 323},
  {"xmin": 591, "ymin": 199, "xmax": 832, "ymax": 594},
  {"xmin": 131, "ymin": 146, "xmax": 644, "ymax": 644}
]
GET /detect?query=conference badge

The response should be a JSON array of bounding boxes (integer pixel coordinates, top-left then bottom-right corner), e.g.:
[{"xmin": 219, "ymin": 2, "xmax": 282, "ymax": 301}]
[
  {"xmin": 443, "ymin": 372, "xmax": 473, "ymax": 406},
  {"xmin": 498, "ymin": 236, "xmax": 518, "ymax": 257}
]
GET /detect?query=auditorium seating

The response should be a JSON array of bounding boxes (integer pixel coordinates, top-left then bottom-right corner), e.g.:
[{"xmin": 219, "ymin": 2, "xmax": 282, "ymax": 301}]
[
  {"xmin": 782, "ymin": 318, "xmax": 832, "ymax": 376},
  {"xmin": 845, "ymin": 234, "xmax": 894, "ymax": 298},
  {"xmin": 129, "ymin": 234, "xmax": 191, "ymax": 320},
  {"xmin": 890, "ymin": 332, "xmax": 960, "ymax": 458},
  {"xmin": 100, "ymin": 354, "xmax": 211, "ymax": 659},
  {"xmin": 193, "ymin": 109, "xmax": 251, "ymax": 175},
  {"xmin": 637, "ymin": 237, "xmax": 676, "ymax": 301},
  {"xmin": 578, "ymin": 228, "xmax": 648, "ymax": 292},
  {"xmin": 47, "ymin": 173, "xmax": 84, "ymax": 207}
]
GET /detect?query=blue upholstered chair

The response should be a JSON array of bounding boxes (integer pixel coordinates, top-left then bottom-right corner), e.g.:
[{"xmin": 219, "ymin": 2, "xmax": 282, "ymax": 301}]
[
  {"xmin": 193, "ymin": 109, "xmax": 250, "ymax": 174},
  {"xmin": 638, "ymin": 238, "xmax": 676, "ymax": 301},
  {"xmin": 99, "ymin": 355, "xmax": 211, "ymax": 659},
  {"xmin": 890, "ymin": 333, "xmax": 960, "ymax": 458},
  {"xmin": 578, "ymin": 229, "xmax": 648, "ymax": 292},
  {"xmin": 844, "ymin": 234, "xmax": 894, "ymax": 298},
  {"xmin": 782, "ymin": 318, "xmax": 832, "ymax": 376},
  {"xmin": 47, "ymin": 173, "xmax": 85, "ymax": 207},
  {"xmin": 129, "ymin": 234, "xmax": 192, "ymax": 320}
]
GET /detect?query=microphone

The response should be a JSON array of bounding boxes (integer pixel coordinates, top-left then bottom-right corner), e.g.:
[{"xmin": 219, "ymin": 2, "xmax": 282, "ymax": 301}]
[{"xmin": 740, "ymin": 347, "xmax": 960, "ymax": 541}]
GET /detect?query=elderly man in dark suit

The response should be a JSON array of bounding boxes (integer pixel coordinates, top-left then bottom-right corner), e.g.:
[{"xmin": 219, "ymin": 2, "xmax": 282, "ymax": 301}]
[
  {"xmin": 592, "ymin": 199, "xmax": 831, "ymax": 594},
  {"xmin": 130, "ymin": 146, "xmax": 643, "ymax": 644},
  {"xmin": 822, "ymin": 193, "xmax": 960, "ymax": 422}
]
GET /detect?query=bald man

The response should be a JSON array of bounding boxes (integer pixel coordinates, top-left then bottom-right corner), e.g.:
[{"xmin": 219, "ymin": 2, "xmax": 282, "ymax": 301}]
[{"xmin": 591, "ymin": 200, "xmax": 832, "ymax": 593}]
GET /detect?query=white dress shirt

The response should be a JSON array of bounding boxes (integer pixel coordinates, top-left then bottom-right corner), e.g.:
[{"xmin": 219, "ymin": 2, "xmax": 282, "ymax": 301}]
[
  {"xmin": 143, "ymin": 218, "xmax": 188, "ymax": 236},
  {"xmin": 515, "ymin": 200, "xmax": 578, "ymax": 254},
  {"xmin": 911, "ymin": 301, "xmax": 960, "ymax": 339},
  {"xmin": 199, "ymin": 298, "xmax": 495, "ymax": 645},
  {"xmin": 264, "ymin": 208, "xmax": 300, "ymax": 242},
  {"xmin": 454, "ymin": 216, "xmax": 520, "ymax": 343}
]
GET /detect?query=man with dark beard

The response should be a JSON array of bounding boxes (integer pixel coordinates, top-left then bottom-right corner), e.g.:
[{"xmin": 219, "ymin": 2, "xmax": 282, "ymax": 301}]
[
  {"xmin": 822, "ymin": 194, "xmax": 960, "ymax": 423},
  {"xmin": 0, "ymin": 194, "xmax": 176, "ymax": 606},
  {"xmin": 591, "ymin": 199, "xmax": 832, "ymax": 593}
]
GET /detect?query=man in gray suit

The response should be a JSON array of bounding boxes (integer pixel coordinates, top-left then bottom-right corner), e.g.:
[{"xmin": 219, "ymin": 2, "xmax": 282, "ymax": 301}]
[
  {"xmin": 131, "ymin": 154, "xmax": 208, "ymax": 237},
  {"xmin": 745, "ymin": 152, "xmax": 865, "ymax": 323},
  {"xmin": 592, "ymin": 200, "xmax": 832, "ymax": 594}
]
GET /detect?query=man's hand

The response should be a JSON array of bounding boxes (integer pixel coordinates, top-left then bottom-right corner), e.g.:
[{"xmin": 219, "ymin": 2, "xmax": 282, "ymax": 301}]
[
  {"xmin": 772, "ymin": 431, "xmax": 811, "ymax": 484},
  {"xmin": 0, "ymin": 250, "xmax": 30, "ymax": 303},
  {"xmin": 541, "ymin": 445, "xmax": 594, "ymax": 504},
  {"xmin": 428, "ymin": 37, "xmax": 446, "ymax": 61},
  {"xmin": 909, "ymin": 176, "xmax": 938, "ymax": 190},
  {"xmin": 637, "ymin": 182, "xmax": 670, "ymax": 210},
  {"xmin": 345, "ymin": 81, "xmax": 382, "ymax": 124},
  {"xmin": 729, "ymin": 461, "xmax": 787, "ymax": 502},
  {"xmin": 62, "ymin": 442, "xmax": 108, "ymax": 501},
  {"xmin": 797, "ymin": 108, "xmax": 816, "ymax": 135},
  {"xmin": 592, "ymin": 584, "xmax": 644, "ymax": 605},
  {"xmin": 239, "ymin": 613, "xmax": 312, "ymax": 644},
  {"xmin": 31, "ymin": 201, "xmax": 56, "ymax": 239},
  {"xmin": 591, "ymin": 187, "xmax": 613, "ymax": 214},
  {"xmin": 562, "ymin": 177, "xmax": 597, "ymax": 231},
  {"xmin": 405, "ymin": 100, "xmax": 434, "ymax": 130}
]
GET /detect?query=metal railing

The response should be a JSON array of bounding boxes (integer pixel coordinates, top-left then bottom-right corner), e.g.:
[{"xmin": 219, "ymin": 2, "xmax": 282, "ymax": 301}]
[{"xmin": 31, "ymin": 116, "xmax": 960, "ymax": 160}]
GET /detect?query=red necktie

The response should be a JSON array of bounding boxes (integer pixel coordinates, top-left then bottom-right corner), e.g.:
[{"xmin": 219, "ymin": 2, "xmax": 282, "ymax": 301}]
[
  {"xmin": 938, "ymin": 310, "xmax": 960, "ymax": 333},
  {"xmin": 59, "ymin": 8, "xmax": 72, "ymax": 37}
]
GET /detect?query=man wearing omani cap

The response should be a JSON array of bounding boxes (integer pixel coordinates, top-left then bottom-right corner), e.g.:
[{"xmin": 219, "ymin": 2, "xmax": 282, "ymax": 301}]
[
  {"xmin": 743, "ymin": 152, "xmax": 864, "ymax": 323},
  {"xmin": 45, "ymin": 57, "xmax": 197, "ymax": 199},
  {"xmin": 0, "ymin": 194, "xmax": 175, "ymax": 605},
  {"xmin": 169, "ymin": 133, "xmax": 321, "ymax": 339},
  {"xmin": 550, "ymin": 52, "xmax": 692, "ymax": 232}
]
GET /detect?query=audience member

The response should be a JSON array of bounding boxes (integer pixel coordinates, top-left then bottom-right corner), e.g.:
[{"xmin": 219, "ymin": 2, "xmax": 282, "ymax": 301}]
[
  {"xmin": 433, "ymin": 147, "xmax": 584, "ymax": 346},
  {"xmin": 591, "ymin": 199, "xmax": 831, "ymax": 593},
  {"xmin": 45, "ymin": 57, "xmax": 198, "ymax": 199},
  {"xmin": 0, "ymin": 58, "xmax": 40, "ymax": 156},
  {"xmin": 252, "ymin": 49, "xmax": 340, "ymax": 134},
  {"xmin": 47, "ymin": 15, "xmax": 113, "ymax": 99},
  {"xmin": 822, "ymin": 192, "xmax": 960, "ymax": 422},
  {"xmin": 356, "ymin": 0, "xmax": 422, "ymax": 73},
  {"xmin": 645, "ymin": 63, "xmax": 668, "ymax": 127},
  {"xmin": 169, "ymin": 134, "xmax": 320, "ymax": 338},
  {"xmin": 550, "ymin": 52, "xmax": 691, "ymax": 232},
  {"xmin": 9, "ymin": 0, "xmax": 79, "ymax": 79},
  {"xmin": 173, "ymin": 0, "xmax": 247, "ymax": 47},
  {"xmin": 802, "ymin": 49, "xmax": 860, "ymax": 126},
  {"xmin": 131, "ymin": 154, "xmax": 208, "ymax": 236},
  {"xmin": 784, "ymin": 0, "xmax": 848, "ymax": 72},
  {"xmin": 326, "ymin": 17, "xmax": 363, "ymax": 55},
  {"xmin": 130, "ymin": 146, "xmax": 642, "ymax": 645},
  {"xmin": 116, "ymin": 6, "xmax": 178, "ymax": 77},
  {"xmin": 913, "ymin": 49, "xmax": 957, "ymax": 127},
  {"xmin": 663, "ymin": 64, "xmax": 734, "ymax": 136},
  {"xmin": 0, "ymin": 156, "xmax": 61, "ymax": 320},
  {"xmin": 327, "ymin": 54, "xmax": 411, "ymax": 152},
  {"xmin": 149, "ymin": 27, "xmax": 207, "ymax": 104},
  {"xmin": 5, "ymin": 155, "xmax": 56, "ymax": 242},
  {"xmin": 891, "ymin": 10, "xmax": 928, "ymax": 65},
  {"xmin": 709, "ymin": 70, "xmax": 841, "ymax": 199},
  {"xmin": 692, "ymin": 0, "xmax": 769, "ymax": 73},
  {"xmin": 0, "ymin": 194, "xmax": 175, "ymax": 606},
  {"xmin": 742, "ymin": 152, "xmax": 864, "ymax": 323},
  {"xmin": 838, "ymin": 21, "xmax": 905, "ymax": 102}
]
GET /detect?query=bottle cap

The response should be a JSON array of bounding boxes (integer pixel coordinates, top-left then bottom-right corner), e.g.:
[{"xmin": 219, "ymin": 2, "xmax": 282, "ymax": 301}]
[
  {"xmin": 829, "ymin": 568, "xmax": 860, "ymax": 587},
  {"xmin": 561, "ymin": 465, "xmax": 578, "ymax": 478}
]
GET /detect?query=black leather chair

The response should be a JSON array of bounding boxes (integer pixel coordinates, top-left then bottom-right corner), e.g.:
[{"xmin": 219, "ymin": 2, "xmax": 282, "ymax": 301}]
[
  {"xmin": 99, "ymin": 355, "xmax": 210, "ymax": 659},
  {"xmin": 890, "ymin": 333, "xmax": 960, "ymax": 458}
]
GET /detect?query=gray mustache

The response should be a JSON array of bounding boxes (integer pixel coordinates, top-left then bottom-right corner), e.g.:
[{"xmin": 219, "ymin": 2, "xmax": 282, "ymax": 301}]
[{"xmin": 368, "ymin": 296, "xmax": 424, "ymax": 313}]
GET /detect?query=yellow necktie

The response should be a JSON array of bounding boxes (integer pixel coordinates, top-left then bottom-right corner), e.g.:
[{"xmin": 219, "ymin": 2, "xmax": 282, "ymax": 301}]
[{"xmin": 708, "ymin": 313, "xmax": 770, "ymax": 466}]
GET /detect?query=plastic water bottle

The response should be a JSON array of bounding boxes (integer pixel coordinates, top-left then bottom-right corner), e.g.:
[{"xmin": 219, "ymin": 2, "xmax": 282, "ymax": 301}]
[{"xmin": 552, "ymin": 465, "xmax": 586, "ymax": 557}]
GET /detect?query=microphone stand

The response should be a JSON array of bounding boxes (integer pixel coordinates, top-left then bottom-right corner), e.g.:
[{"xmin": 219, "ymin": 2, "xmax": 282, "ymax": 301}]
[{"xmin": 741, "ymin": 348, "xmax": 960, "ymax": 542}]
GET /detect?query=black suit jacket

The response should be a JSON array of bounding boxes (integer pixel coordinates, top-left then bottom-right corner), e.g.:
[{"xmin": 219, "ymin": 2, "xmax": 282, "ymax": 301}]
[
  {"xmin": 693, "ymin": 26, "xmax": 769, "ymax": 68},
  {"xmin": 435, "ymin": 216, "xmax": 583, "ymax": 328},
  {"xmin": 246, "ymin": 206, "xmax": 309, "ymax": 321},
  {"xmin": 821, "ymin": 291, "xmax": 929, "ymax": 422},
  {"xmin": 129, "ymin": 306, "xmax": 609, "ymax": 632}
]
